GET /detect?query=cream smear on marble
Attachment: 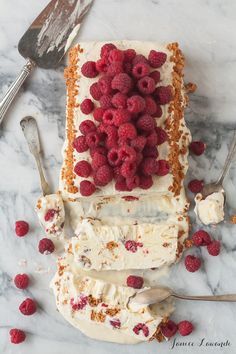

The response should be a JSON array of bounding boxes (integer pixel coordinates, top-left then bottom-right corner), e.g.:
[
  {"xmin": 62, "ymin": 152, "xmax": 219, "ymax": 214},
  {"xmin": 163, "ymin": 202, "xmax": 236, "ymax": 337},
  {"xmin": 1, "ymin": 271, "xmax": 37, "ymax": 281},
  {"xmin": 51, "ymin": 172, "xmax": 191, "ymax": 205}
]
[{"xmin": 194, "ymin": 190, "xmax": 225, "ymax": 225}]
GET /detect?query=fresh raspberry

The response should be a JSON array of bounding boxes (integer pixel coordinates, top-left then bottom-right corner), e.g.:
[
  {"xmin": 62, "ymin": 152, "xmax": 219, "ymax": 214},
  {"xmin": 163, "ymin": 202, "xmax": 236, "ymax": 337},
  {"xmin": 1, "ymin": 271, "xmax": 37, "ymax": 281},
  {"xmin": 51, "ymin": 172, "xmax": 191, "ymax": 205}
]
[
  {"xmin": 185, "ymin": 255, "xmax": 201, "ymax": 272},
  {"xmin": 110, "ymin": 319, "xmax": 121, "ymax": 328},
  {"xmin": 104, "ymin": 125, "xmax": 118, "ymax": 145},
  {"xmin": 90, "ymin": 82, "xmax": 102, "ymax": 100},
  {"xmin": 144, "ymin": 96, "xmax": 157, "ymax": 116},
  {"xmin": 178, "ymin": 321, "xmax": 194, "ymax": 336},
  {"xmin": 102, "ymin": 109, "xmax": 116, "ymax": 125},
  {"xmin": 124, "ymin": 48, "xmax": 136, "ymax": 62},
  {"xmin": 133, "ymin": 323, "xmax": 149, "ymax": 337},
  {"xmin": 80, "ymin": 98, "xmax": 94, "ymax": 114},
  {"xmin": 148, "ymin": 50, "xmax": 167, "ymax": 68},
  {"xmin": 90, "ymin": 146, "xmax": 107, "ymax": 157},
  {"xmin": 155, "ymin": 85, "xmax": 173, "ymax": 104},
  {"xmin": 108, "ymin": 48, "xmax": 124, "ymax": 63},
  {"xmin": 93, "ymin": 107, "xmax": 105, "ymax": 122},
  {"xmin": 99, "ymin": 94, "xmax": 113, "ymax": 109},
  {"xmin": 114, "ymin": 109, "xmax": 131, "ymax": 126},
  {"xmin": 127, "ymin": 95, "xmax": 145, "ymax": 113},
  {"xmin": 161, "ymin": 320, "xmax": 178, "ymax": 338},
  {"xmin": 123, "ymin": 62, "xmax": 132, "ymax": 75},
  {"xmin": 100, "ymin": 43, "xmax": 116, "ymax": 58},
  {"xmin": 139, "ymin": 175, "xmax": 153, "ymax": 189},
  {"xmin": 98, "ymin": 75, "xmax": 113, "ymax": 95},
  {"xmin": 15, "ymin": 221, "xmax": 29, "ymax": 237},
  {"xmin": 44, "ymin": 209, "xmax": 57, "ymax": 221},
  {"xmin": 132, "ymin": 63, "xmax": 150, "ymax": 79},
  {"xmin": 74, "ymin": 160, "xmax": 92, "ymax": 178},
  {"xmin": 143, "ymin": 146, "xmax": 158, "ymax": 158},
  {"xmin": 126, "ymin": 175, "xmax": 140, "ymax": 189},
  {"xmin": 136, "ymin": 152, "xmax": 143, "ymax": 165},
  {"xmin": 132, "ymin": 54, "xmax": 148, "ymax": 66},
  {"xmin": 111, "ymin": 73, "xmax": 133, "ymax": 94},
  {"xmin": 131, "ymin": 136, "xmax": 146, "ymax": 152},
  {"xmin": 9, "ymin": 329, "xmax": 26, "ymax": 344},
  {"xmin": 146, "ymin": 131, "xmax": 158, "ymax": 147},
  {"xmin": 107, "ymin": 148, "xmax": 121, "ymax": 166},
  {"xmin": 137, "ymin": 76, "xmax": 156, "ymax": 95},
  {"xmin": 96, "ymin": 58, "xmax": 109, "ymax": 73},
  {"xmin": 156, "ymin": 127, "xmax": 168, "ymax": 145},
  {"xmin": 207, "ymin": 240, "xmax": 221, "ymax": 256},
  {"xmin": 149, "ymin": 70, "xmax": 161, "ymax": 83},
  {"xmin": 141, "ymin": 158, "xmax": 158, "ymax": 176},
  {"xmin": 115, "ymin": 176, "xmax": 129, "ymax": 191},
  {"xmin": 190, "ymin": 141, "xmax": 206, "ymax": 156},
  {"xmin": 80, "ymin": 180, "xmax": 96, "ymax": 196},
  {"xmin": 120, "ymin": 161, "xmax": 137, "ymax": 178},
  {"xmin": 85, "ymin": 131, "xmax": 100, "ymax": 148},
  {"xmin": 79, "ymin": 120, "xmax": 96, "ymax": 135},
  {"xmin": 137, "ymin": 114, "xmax": 155, "ymax": 132},
  {"xmin": 112, "ymin": 92, "xmax": 127, "ymax": 109},
  {"xmin": 38, "ymin": 238, "xmax": 55, "ymax": 254},
  {"xmin": 156, "ymin": 159, "xmax": 170, "ymax": 176},
  {"xmin": 118, "ymin": 123, "xmax": 137, "ymax": 140},
  {"xmin": 73, "ymin": 136, "xmax": 88, "ymax": 153},
  {"xmin": 14, "ymin": 274, "xmax": 29, "ymax": 289},
  {"xmin": 127, "ymin": 275, "xmax": 144, "ymax": 289},
  {"xmin": 81, "ymin": 61, "xmax": 98, "ymax": 78},
  {"xmin": 19, "ymin": 298, "xmax": 37, "ymax": 316},
  {"xmin": 93, "ymin": 175, "xmax": 107, "ymax": 187},
  {"xmin": 95, "ymin": 165, "xmax": 113, "ymax": 184},
  {"xmin": 125, "ymin": 240, "xmax": 139, "ymax": 252},
  {"xmin": 118, "ymin": 145, "xmax": 137, "ymax": 162},
  {"xmin": 107, "ymin": 61, "xmax": 124, "ymax": 77},
  {"xmin": 188, "ymin": 179, "xmax": 203, "ymax": 193},
  {"xmin": 91, "ymin": 152, "xmax": 107, "ymax": 170},
  {"xmin": 192, "ymin": 230, "xmax": 211, "ymax": 246}
]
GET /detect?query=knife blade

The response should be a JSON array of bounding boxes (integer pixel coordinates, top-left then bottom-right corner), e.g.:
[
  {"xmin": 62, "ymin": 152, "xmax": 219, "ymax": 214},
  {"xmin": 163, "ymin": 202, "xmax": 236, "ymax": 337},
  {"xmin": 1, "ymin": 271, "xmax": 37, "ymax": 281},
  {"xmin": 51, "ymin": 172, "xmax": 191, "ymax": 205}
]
[{"xmin": 0, "ymin": 0, "xmax": 93, "ymax": 125}]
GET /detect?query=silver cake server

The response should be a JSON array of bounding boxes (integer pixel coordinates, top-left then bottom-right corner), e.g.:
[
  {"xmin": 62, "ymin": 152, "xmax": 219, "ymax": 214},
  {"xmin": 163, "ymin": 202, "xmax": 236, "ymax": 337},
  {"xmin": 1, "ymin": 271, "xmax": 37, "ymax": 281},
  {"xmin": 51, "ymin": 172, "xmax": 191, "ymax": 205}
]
[{"xmin": 0, "ymin": 0, "xmax": 93, "ymax": 126}]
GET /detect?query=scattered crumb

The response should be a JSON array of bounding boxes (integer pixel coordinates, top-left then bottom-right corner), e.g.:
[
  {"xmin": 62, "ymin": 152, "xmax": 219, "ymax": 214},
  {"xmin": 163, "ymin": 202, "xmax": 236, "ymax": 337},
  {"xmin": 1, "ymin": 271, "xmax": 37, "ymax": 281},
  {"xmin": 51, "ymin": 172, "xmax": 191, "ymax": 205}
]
[
  {"xmin": 34, "ymin": 263, "xmax": 51, "ymax": 274},
  {"xmin": 230, "ymin": 215, "xmax": 236, "ymax": 224},
  {"xmin": 18, "ymin": 259, "xmax": 27, "ymax": 267}
]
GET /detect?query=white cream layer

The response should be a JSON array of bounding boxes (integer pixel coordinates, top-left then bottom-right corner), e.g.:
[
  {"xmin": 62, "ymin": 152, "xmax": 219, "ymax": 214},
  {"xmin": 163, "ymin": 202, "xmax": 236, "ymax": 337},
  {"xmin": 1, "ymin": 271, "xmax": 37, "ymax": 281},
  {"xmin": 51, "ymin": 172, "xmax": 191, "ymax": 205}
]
[{"xmin": 194, "ymin": 191, "xmax": 225, "ymax": 225}]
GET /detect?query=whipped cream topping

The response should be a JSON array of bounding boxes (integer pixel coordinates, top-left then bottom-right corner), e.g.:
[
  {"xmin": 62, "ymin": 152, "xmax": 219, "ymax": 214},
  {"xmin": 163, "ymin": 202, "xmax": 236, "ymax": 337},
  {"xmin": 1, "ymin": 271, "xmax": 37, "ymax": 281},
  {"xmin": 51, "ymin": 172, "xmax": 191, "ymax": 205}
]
[{"xmin": 194, "ymin": 191, "xmax": 225, "ymax": 225}]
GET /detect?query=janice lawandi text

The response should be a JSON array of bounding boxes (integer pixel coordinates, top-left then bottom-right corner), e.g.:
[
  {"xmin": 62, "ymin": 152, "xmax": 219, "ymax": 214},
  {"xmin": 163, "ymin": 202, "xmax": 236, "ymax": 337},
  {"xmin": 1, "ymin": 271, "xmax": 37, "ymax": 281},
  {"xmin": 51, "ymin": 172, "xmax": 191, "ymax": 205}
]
[{"xmin": 171, "ymin": 337, "xmax": 231, "ymax": 350}]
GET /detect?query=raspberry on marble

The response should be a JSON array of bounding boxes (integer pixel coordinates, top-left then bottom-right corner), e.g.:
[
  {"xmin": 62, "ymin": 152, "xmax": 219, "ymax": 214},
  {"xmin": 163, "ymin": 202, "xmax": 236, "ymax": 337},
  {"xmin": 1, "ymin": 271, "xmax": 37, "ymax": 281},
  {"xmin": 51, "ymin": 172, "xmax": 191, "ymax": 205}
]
[
  {"xmin": 188, "ymin": 179, "xmax": 203, "ymax": 193},
  {"xmin": 15, "ymin": 221, "xmax": 29, "ymax": 237},
  {"xmin": 9, "ymin": 329, "xmax": 26, "ymax": 344},
  {"xmin": 185, "ymin": 255, "xmax": 201, "ymax": 272},
  {"xmin": 81, "ymin": 61, "xmax": 98, "ymax": 78},
  {"xmin": 190, "ymin": 141, "xmax": 206, "ymax": 156},
  {"xmin": 192, "ymin": 230, "xmax": 211, "ymax": 246},
  {"xmin": 80, "ymin": 98, "xmax": 94, "ymax": 115},
  {"xmin": 178, "ymin": 321, "xmax": 194, "ymax": 336},
  {"xmin": 14, "ymin": 274, "xmax": 29, "ymax": 289},
  {"xmin": 207, "ymin": 240, "xmax": 221, "ymax": 256},
  {"xmin": 19, "ymin": 298, "xmax": 37, "ymax": 316},
  {"xmin": 38, "ymin": 238, "xmax": 55, "ymax": 254},
  {"xmin": 74, "ymin": 160, "xmax": 92, "ymax": 178},
  {"xmin": 161, "ymin": 320, "xmax": 178, "ymax": 338}
]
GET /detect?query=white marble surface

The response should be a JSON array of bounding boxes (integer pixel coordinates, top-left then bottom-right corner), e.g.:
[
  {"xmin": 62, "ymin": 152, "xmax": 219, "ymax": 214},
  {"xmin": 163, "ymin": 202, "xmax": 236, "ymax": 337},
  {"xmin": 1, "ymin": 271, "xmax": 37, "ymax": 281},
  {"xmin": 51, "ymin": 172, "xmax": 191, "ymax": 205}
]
[{"xmin": 0, "ymin": 0, "xmax": 236, "ymax": 353}]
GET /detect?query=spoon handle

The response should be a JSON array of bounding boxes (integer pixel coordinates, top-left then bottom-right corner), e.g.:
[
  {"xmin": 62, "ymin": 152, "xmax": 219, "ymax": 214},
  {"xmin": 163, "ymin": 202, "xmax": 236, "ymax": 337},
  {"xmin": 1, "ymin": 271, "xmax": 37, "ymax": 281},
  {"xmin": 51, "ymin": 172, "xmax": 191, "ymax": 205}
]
[
  {"xmin": 173, "ymin": 293, "xmax": 236, "ymax": 302},
  {"xmin": 217, "ymin": 130, "xmax": 236, "ymax": 185}
]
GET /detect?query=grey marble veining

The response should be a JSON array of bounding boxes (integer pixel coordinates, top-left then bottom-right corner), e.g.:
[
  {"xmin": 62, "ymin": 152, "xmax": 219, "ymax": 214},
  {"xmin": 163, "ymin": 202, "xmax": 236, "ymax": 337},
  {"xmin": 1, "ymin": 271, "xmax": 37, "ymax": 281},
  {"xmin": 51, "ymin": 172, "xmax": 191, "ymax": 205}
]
[{"xmin": 0, "ymin": 0, "xmax": 236, "ymax": 353}]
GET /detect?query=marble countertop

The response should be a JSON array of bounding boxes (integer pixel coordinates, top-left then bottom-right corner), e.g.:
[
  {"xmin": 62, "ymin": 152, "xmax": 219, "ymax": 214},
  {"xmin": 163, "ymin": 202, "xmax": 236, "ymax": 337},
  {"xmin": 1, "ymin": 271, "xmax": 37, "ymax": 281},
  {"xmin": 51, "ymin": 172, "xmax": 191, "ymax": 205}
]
[{"xmin": 0, "ymin": 0, "xmax": 236, "ymax": 353}]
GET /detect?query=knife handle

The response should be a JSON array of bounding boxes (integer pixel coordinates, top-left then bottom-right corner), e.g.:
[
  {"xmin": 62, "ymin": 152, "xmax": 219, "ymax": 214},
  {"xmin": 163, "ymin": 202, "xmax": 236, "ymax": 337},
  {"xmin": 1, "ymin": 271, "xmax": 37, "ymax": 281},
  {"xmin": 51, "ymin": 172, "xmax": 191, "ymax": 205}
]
[{"xmin": 0, "ymin": 59, "xmax": 35, "ymax": 126}]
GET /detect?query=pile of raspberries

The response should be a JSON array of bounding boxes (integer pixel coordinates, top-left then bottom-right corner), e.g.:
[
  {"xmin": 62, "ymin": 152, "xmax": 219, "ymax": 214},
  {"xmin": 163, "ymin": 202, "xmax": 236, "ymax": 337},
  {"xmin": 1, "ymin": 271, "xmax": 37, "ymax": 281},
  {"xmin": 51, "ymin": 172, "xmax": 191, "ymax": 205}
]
[{"xmin": 73, "ymin": 43, "xmax": 173, "ymax": 196}]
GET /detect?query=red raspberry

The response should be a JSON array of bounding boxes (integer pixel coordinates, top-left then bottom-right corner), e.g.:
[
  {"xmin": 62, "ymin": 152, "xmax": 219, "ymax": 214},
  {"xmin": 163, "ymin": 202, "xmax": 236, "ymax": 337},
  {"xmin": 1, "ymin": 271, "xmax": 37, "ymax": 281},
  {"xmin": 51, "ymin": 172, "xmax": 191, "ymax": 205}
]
[
  {"xmin": 110, "ymin": 319, "xmax": 121, "ymax": 328},
  {"xmin": 79, "ymin": 120, "xmax": 96, "ymax": 135},
  {"xmin": 114, "ymin": 109, "xmax": 131, "ymax": 126},
  {"xmin": 91, "ymin": 152, "xmax": 107, "ymax": 170},
  {"xmin": 96, "ymin": 58, "xmax": 109, "ymax": 73},
  {"xmin": 80, "ymin": 180, "xmax": 96, "ymax": 196},
  {"xmin": 44, "ymin": 209, "xmax": 57, "ymax": 221},
  {"xmin": 85, "ymin": 131, "xmax": 100, "ymax": 148},
  {"xmin": 90, "ymin": 82, "xmax": 102, "ymax": 100},
  {"xmin": 74, "ymin": 160, "xmax": 92, "ymax": 177},
  {"xmin": 148, "ymin": 50, "xmax": 167, "ymax": 68},
  {"xmin": 127, "ymin": 95, "xmax": 145, "ymax": 113},
  {"xmin": 139, "ymin": 175, "xmax": 153, "ymax": 189},
  {"xmin": 111, "ymin": 73, "xmax": 133, "ymax": 94},
  {"xmin": 188, "ymin": 179, "xmax": 203, "ymax": 193},
  {"xmin": 99, "ymin": 94, "xmax": 113, "ymax": 109},
  {"xmin": 118, "ymin": 145, "xmax": 137, "ymax": 162},
  {"xmin": 81, "ymin": 61, "xmax": 98, "ymax": 78},
  {"xmin": 126, "ymin": 175, "xmax": 140, "ymax": 189},
  {"xmin": 14, "ymin": 274, "xmax": 29, "ymax": 289},
  {"xmin": 80, "ymin": 98, "xmax": 94, "ymax": 115},
  {"xmin": 207, "ymin": 240, "xmax": 221, "ymax": 256},
  {"xmin": 132, "ymin": 63, "xmax": 150, "ymax": 79},
  {"xmin": 100, "ymin": 43, "xmax": 116, "ymax": 58},
  {"xmin": 131, "ymin": 136, "xmax": 146, "ymax": 152},
  {"xmin": 136, "ymin": 152, "xmax": 143, "ymax": 165},
  {"xmin": 73, "ymin": 136, "xmax": 88, "ymax": 153},
  {"xmin": 192, "ymin": 230, "xmax": 211, "ymax": 246},
  {"xmin": 185, "ymin": 255, "xmax": 201, "ymax": 272},
  {"xmin": 107, "ymin": 61, "xmax": 124, "ymax": 76},
  {"xmin": 9, "ymin": 329, "xmax": 26, "ymax": 344},
  {"xmin": 126, "ymin": 275, "xmax": 144, "ymax": 289},
  {"xmin": 108, "ymin": 48, "xmax": 124, "ymax": 63},
  {"xmin": 146, "ymin": 131, "xmax": 158, "ymax": 147},
  {"xmin": 19, "ymin": 298, "xmax": 37, "ymax": 316},
  {"xmin": 155, "ymin": 85, "xmax": 173, "ymax": 104},
  {"xmin": 124, "ymin": 48, "xmax": 136, "ymax": 62},
  {"xmin": 112, "ymin": 92, "xmax": 127, "ymax": 109},
  {"xmin": 149, "ymin": 70, "xmax": 161, "ymax": 83},
  {"xmin": 178, "ymin": 321, "xmax": 194, "ymax": 336},
  {"xmin": 118, "ymin": 123, "xmax": 137, "ymax": 140},
  {"xmin": 104, "ymin": 125, "xmax": 118, "ymax": 144},
  {"xmin": 123, "ymin": 62, "xmax": 132, "ymax": 75},
  {"xmin": 102, "ymin": 109, "xmax": 116, "ymax": 125},
  {"xmin": 125, "ymin": 240, "xmax": 138, "ymax": 252},
  {"xmin": 141, "ymin": 158, "xmax": 158, "ymax": 176},
  {"xmin": 155, "ymin": 105, "xmax": 163, "ymax": 118},
  {"xmin": 15, "ymin": 221, "xmax": 29, "ymax": 237},
  {"xmin": 132, "ymin": 54, "xmax": 148, "ymax": 66},
  {"xmin": 161, "ymin": 320, "xmax": 178, "ymax": 338},
  {"xmin": 133, "ymin": 323, "xmax": 149, "ymax": 337},
  {"xmin": 38, "ymin": 238, "xmax": 55, "ymax": 254},
  {"xmin": 156, "ymin": 127, "xmax": 168, "ymax": 145},
  {"xmin": 107, "ymin": 148, "xmax": 120, "ymax": 166},
  {"xmin": 120, "ymin": 161, "xmax": 137, "ymax": 178},
  {"xmin": 137, "ymin": 114, "xmax": 155, "ymax": 132},
  {"xmin": 143, "ymin": 146, "xmax": 158, "ymax": 158},
  {"xmin": 137, "ymin": 76, "xmax": 156, "ymax": 95},
  {"xmin": 115, "ymin": 176, "xmax": 129, "ymax": 191},
  {"xmin": 90, "ymin": 146, "xmax": 107, "ymax": 157},
  {"xmin": 98, "ymin": 75, "xmax": 113, "ymax": 95},
  {"xmin": 144, "ymin": 96, "xmax": 157, "ymax": 116},
  {"xmin": 93, "ymin": 107, "xmax": 105, "ymax": 122},
  {"xmin": 95, "ymin": 165, "xmax": 113, "ymax": 184},
  {"xmin": 190, "ymin": 141, "xmax": 206, "ymax": 156},
  {"xmin": 156, "ymin": 159, "xmax": 170, "ymax": 176}
]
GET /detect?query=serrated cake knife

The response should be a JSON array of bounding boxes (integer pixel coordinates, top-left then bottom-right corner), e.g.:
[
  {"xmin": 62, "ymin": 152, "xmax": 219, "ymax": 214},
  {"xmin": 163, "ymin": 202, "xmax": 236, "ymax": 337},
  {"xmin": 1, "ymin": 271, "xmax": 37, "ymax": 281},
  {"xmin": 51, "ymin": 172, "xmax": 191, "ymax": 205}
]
[{"xmin": 0, "ymin": 0, "xmax": 93, "ymax": 126}]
